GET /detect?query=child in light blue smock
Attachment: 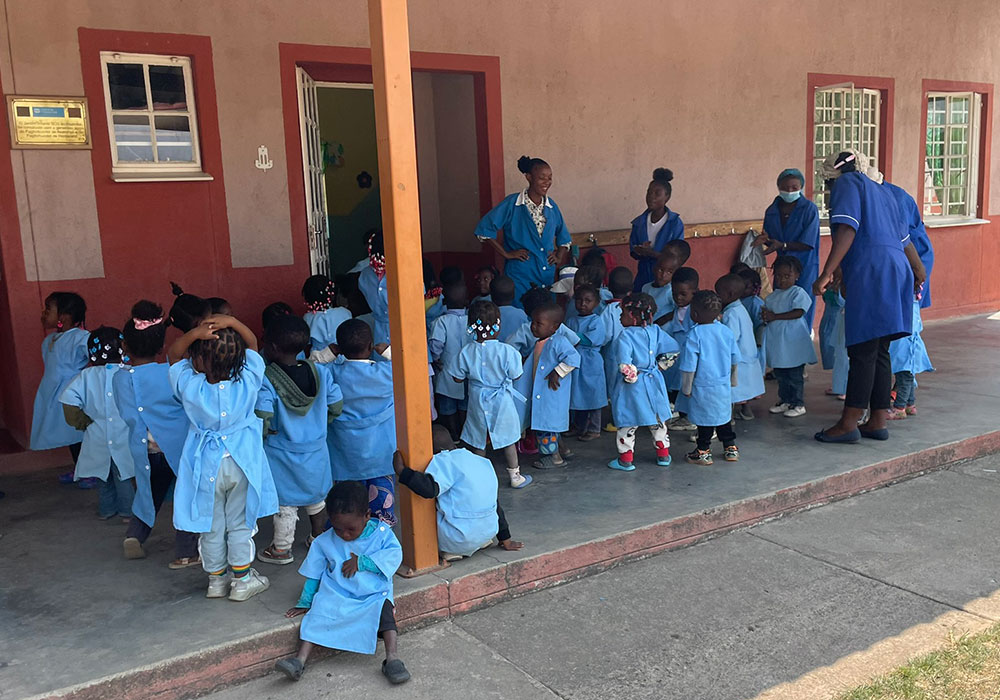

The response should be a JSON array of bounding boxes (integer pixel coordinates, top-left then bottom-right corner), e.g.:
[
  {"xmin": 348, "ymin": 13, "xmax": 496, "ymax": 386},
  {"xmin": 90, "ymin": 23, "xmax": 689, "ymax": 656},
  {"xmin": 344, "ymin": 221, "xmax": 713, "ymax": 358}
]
[
  {"xmin": 358, "ymin": 231, "xmax": 391, "ymax": 346},
  {"xmin": 737, "ymin": 268, "xmax": 765, "ymax": 344},
  {"xmin": 429, "ymin": 280, "xmax": 470, "ymax": 441},
  {"xmin": 116, "ymin": 300, "xmax": 199, "ymax": 566},
  {"xmin": 565, "ymin": 284, "xmax": 608, "ymax": 440},
  {"xmin": 762, "ymin": 256, "xmax": 817, "ymax": 418},
  {"xmin": 255, "ymin": 315, "xmax": 344, "ymax": 566},
  {"xmin": 819, "ymin": 287, "xmax": 849, "ymax": 399},
  {"xmin": 277, "ymin": 481, "xmax": 409, "ymax": 685},
  {"xmin": 302, "ymin": 275, "xmax": 351, "ymax": 364},
  {"xmin": 31, "ymin": 291, "xmax": 89, "ymax": 483},
  {"xmin": 395, "ymin": 426, "xmax": 523, "ymax": 561},
  {"xmin": 60, "ymin": 326, "xmax": 136, "ymax": 520},
  {"xmin": 490, "ymin": 276, "xmax": 529, "ymax": 343},
  {"xmin": 679, "ymin": 291, "xmax": 742, "ymax": 466},
  {"xmin": 562, "ymin": 265, "xmax": 605, "ymax": 322},
  {"xmin": 451, "ymin": 300, "xmax": 531, "ymax": 489},
  {"xmin": 664, "ymin": 267, "xmax": 698, "ymax": 430},
  {"xmin": 472, "ymin": 265, "xmax": 497, "ymax": 304},
  {"xmin": 168, "ymin": 314, "xmax": 278, "ymax": 602},
  {"xmin": 607, "ymin": 293, "xmax": 679, "ymax": 471},
  {"xmin": 716, "ymin": 274, "xmax": 765, "ymax": 420},
  {"xmin": 513, "ymin": 301, "xmax": 580, "ymax": 469},
  {"xmin": 601, "ymin": 267, "xmax": 634, "ymax": 408},
  {"xmin": 888, "ymin": 292, "xmax": 933, "ymax": 419},
  {"xmin": 327, "ymin": 319, "xmax": 398, "ymax": 526},
  {"xmin": 642, "ymin": 251, "xmax": 679, "ymax": 324}
]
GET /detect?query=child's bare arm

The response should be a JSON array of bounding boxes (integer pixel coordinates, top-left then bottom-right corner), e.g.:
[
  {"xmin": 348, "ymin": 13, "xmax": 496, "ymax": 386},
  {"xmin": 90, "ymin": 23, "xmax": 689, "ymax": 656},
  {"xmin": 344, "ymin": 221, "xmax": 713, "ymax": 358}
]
[
  {"xmin": 204, "ymin": 314, "xmax": 258, "ymax": 352},
  {"xmin": 730, "ymin": 364, "xmax": 739, "ymax": 387},
  {"xmin": 167, "ymin": 324, "xmax": 218, "ymax": 364}
]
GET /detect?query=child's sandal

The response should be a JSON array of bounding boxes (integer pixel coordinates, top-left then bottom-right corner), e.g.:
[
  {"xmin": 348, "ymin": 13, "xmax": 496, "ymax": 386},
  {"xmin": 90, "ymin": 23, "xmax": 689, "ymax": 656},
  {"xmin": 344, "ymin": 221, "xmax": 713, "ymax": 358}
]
[{"xmin": 275, "ymin": 657, "xmax": 304, "ymax": 681}]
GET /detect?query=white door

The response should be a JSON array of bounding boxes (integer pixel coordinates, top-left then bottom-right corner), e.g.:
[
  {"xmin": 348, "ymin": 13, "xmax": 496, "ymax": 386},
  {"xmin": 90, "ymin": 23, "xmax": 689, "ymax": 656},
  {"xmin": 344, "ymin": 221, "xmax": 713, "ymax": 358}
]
[{"xmin": 297, "ymin": 67, "xmax": 330, "ymax": 276}]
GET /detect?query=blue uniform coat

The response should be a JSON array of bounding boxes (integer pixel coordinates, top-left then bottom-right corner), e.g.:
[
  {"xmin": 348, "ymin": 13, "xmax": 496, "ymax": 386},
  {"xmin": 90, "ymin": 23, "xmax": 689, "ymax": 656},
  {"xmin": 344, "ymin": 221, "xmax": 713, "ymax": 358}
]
[
  {"xmin": 721, "ymin": 301, "xmax": 765, "ymax": 403},
  {"xmin": 304, "ymin": 308, "xmax": 352, "ymax": 355},
  {"xmin": 60, "ymin": 364, "xmax": 136, "ymax": 481},
  {"xmin": 429, "ymin": 309, "xmax": 471, "ymax": 400},
  {"xmin": 889, "ymin": 300, "xmax": 934, "ymax": 375},
  {"xmin": 565, "ymin": 313, "xmax": 608, "ymax": 410},
  {"xmin": 885, "ymin": 182, "xmax": 934, "ymax": 308},
  {"xmin": 664, "ymin": 305, "xmax": 695, "ymax": 391},
  {"xmin": 30, "ymin": 328, "xmax": 89, "ymax": 450},
  {"xmin": 610, "ymin": 326, "xmax": 679, "ymax": 427},
  {"xmin": 679, "ymin": 322, "xmax": 741, "ymax": 427},
  {"xmin": 641, "ymin": 281, "xmax": 675, "ymax": 323},
  {"xmin": 497, "ymin": 306, "xmax": 529, "ymax": 342},
  {"xmin": 763, "ymin": 195, "xmax": 820, "ymax": 327},
  {"xmin": 514, "ymin": 334, "xmax": 580, "ymax": 433},
  {"xmin": 453, "ymin": 340, "xmax": 524, "ymax": 450},
  {"xmin": 819, "ymin": 290, "xmax": 845, "ymax": 369},
  {"xmin": 427, "ymin": 449, "xmax": 500, "ymax": 556},
  {"xmin": 629, "ymin": 209, "xmax": 684, "ymax": 291},
  {"xmin": 358, "ymin": 264, "xmax": 391, "ymax": 345},
  {"xmin": 762, "ymin": 286, "xmax": 818, "ymax": 369},
  {"xmin": 327, "ymin": 356, "xmax": 396, "ymax": 481}
]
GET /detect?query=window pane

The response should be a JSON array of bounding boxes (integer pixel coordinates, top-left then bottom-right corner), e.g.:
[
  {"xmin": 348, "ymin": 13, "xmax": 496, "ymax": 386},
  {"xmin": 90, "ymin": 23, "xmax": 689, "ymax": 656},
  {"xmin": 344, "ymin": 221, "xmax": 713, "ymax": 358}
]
[
  {"xmin": 106, "ymin": 63, "xmax": 147, "ymax": 110},
  {"xmin": 113, "ymin": 114, "xmax": 154, "ymax": 162},
  {"xmin": 154, "ymin": 115, "xmax": 194, "ymax": 162},
  {"xmin": 949, "ymin": 97, "xmax": 969, "ymax": 124},
  {"xmin": 149, "ymin": 65, "xmax": 188, "ymax": 110}
]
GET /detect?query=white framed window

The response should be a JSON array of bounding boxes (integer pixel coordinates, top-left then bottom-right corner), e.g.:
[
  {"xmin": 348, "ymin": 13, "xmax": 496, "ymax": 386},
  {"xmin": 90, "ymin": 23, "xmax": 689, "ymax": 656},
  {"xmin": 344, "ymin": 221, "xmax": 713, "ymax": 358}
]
[
  {"xmin": 924, "ymin": 92, "xmax": 982, "ymax": 220},
  {"xmin": 812, "ymin": 85, "xmax": 881, "ymax": 218},
  {"xmin": 100, "ymin": 52, "xmax": 209, "ymax": 180}
]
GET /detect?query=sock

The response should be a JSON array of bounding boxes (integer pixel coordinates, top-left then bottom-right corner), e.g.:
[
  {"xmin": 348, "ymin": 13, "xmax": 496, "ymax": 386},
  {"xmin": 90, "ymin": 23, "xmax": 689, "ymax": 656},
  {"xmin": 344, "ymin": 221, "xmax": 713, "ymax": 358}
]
[
  {"xmin": 209, "ymin": 567, "xmax": 227, "ymax": 577},
  {"xmin": 231, "ymin": 563, "xmax": 251, "ymax": 581},
  {"xmin": 654, "ymin": 442, "xmax": 670, "ymax": 458},
  {"xmin": 618, "ymin": 450, "xmax": 634, "ymax": 464}
]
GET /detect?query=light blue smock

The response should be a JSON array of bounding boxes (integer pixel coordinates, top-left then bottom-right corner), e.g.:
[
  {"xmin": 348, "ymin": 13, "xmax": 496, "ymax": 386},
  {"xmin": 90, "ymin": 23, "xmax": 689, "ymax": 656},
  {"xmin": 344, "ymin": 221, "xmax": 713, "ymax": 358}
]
[
  {"xmin": 721, "ymin": 301, "xmax": 765, "ymax": 403},
  {"xmin": 452, "ymin": 340, "xmax": 524, "ymax": 450},
  {"xmin": 763, "ymin": 195, "xmax": 820, "ymax": 328},
  {"xmin": 327, "ymin": 356, "xmax": 396, "ymax": 481},
  {"xmin": 115, "ymin": 363, "xmax": 189, "ymax": 528},
  {"xmin": 679, "ymin": 322, "xmax": 741, "ymax": 427},
  {"xmin": 819, "ymin": 290, "xmax": 845, "ymax": 369},
  {"xmin": 425, "ymin": 295, "xmax": 445, "ymax": 334},
  {"xmin": 474, "ymin": 192, "xmax": 571, "ymax": 307},
  {"xmin": 629, "ymin": 209, "xmax": 684, "ymax": 291},
  {"xmin": 762, "ymin": 286, "xmax": 818, "ymax": 369},
  {"xmin": 741, "ymin": 296, "xmax": 764, "ymax": 337},
  {"xmin": 504, "ymin": 321, "xmax": 579, "ymax": 358},
  {"xmin": 169, "ymin": 350, "xmax": 278, "ymax": 533},
  {"xmin": 565, "ymin": 313, "xmax": 608, "ymax": 410},
  {"xmin": 358, "ymin": 264, "xmax": 391, "ymax": 345},
  {"xmin": 641, "ymin": 282, "xmax": 675, "ymax": 323},
  {"xmin": 513, "ymin": 334, "xmax": 580, "ymax": 433},
  {"xmin": 884, "ymin": 182, "xmax": 935, "ymax": 308},
  {"xmin": 601, "ymin": 301, "xmax": 625, "ymax": 396},
  {"xmin": 257, "ymin": 362, "xmax": 343, "ymax": 507},
  {"xmin": 426, "ymin": 449, "xmax": 499, "ymax": 556},
  {"xmin": 829, "ymin": 172, "xmax": 913, "ymax": 346},
  {"xmin": 831, "ymin": 301, "xmax": 849, "ymax": 395},
  {"xmin": 299, "ymin": 521, "xmax": 402, "ymax": 654},
  {"xmin": 498, "ymin": 305, "xmax": 529, "ymax": 342},
  {"xmin": 609, "ymin": 325, "xmax": 679, "ymax": 427},
  {"xmin": 429, "ymin": 308, "xmax": 471, "ymax": 400},
  {"xmin": 563, "ymin": 287, "xmax": 612, "ymax": 322},
  {"xmin": 30, "ymin": 327, "xmax": 89, "ymax": 450},
  {"xmin": 889, "ymin": 299, "xmax": 934, "ymax": 375},
  {"xmin": 60, "ymin": 364, "xmax": 136, "ymax": 481},
  {"xmin": 664, "ymin": 305, "xmax": 695, "ymax": 391},
  {"xmin": 304, "ymin": 307, "xmax": 352, "ymax": 355}
]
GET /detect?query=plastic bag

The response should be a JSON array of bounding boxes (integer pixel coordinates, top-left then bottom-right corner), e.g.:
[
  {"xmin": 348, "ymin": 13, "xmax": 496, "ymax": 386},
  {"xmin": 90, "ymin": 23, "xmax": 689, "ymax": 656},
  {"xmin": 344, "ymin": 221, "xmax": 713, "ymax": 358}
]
[{"xmin": 740, "ymin": 231, "xmax": 766, "ymax": 269}]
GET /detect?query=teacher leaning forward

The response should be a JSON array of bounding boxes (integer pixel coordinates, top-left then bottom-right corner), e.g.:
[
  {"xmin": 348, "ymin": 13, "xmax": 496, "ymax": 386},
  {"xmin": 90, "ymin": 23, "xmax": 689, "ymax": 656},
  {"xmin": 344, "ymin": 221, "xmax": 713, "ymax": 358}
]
[
  {"xmin": 475, "ymin": 156, "xmax": 571, "ymax": 307},
  {"xmin": 814, "ymin": 150, "xmax": 925, "ymax": 444}
]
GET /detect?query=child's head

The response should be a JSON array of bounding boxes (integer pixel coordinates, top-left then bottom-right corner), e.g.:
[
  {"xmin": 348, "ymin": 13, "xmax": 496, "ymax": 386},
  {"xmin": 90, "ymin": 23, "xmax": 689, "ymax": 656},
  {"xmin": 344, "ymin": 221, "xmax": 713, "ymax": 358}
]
[
  {"xmin": 261, "ymin": 301, "xmax": 293, "ymax": 332},
  {"xmin": 262, "ymin": 314, "xmax": 311, "ymax": 361},
  {"xmin": 206, "ymin": 297, "xmax": 232, "ymax": 316},
  {"xmin": 336, "ymin": 318, "xmax": 374, "ymax": 360},
  {"xmin": 423, "ymin": 259, "xmax": 438, "ymax": 291},
  {"xmin": 517, "ymin": 155, "xmax": 552, "ymax": 197},
  {"xmin": 42, "ymin": 291, "xmax": 86, "ymax": 331},
  {"xmin": 87, "ymin": 326, "xmax": 126, "ymax": 366},
  {"xmin": 772, "ymin": 255, "xmax": 803, "ymax": 291},
  {"xmin": 714, "ymin": 274, "xmax": 746, "ymax": 308},
  {"xmin": 608, "ymin": 266, "xmax": 634, "ymax": 299},
  {"xmin": 467, "ymin": 300, "xmax": 501, "ymax": 342},
  {"xmin": 690, "ymin": 290, "xmax": 723, "ymax": 325},
  {"xmin": 737, "ymin": 268, "xmax": 761, "ymax": 298},
  {"xmin": 490, "ymin": 276, "xmax": 516, "ymax": 306},
  {"xmin": 671, "ymin": 267, "xmax": 699, "ymax": 308},
  {"xmin": 122, "ymin": 300, "xmax": 167, "ymax": 360},
  {"xmin": 645, "ymin": 167, "xmax": 674, "ymax": 212},
  {"xmin": 520, "ymin": 286, "xmax": 552, "ymax": 318},
  {"xmin": 580, "ymin": 247, "xmax": 608, "ymax": 282},
  {"xmin": 664, "ymin": 239, "xmax": 691, "ymax": 266},
  {"xmin": 443, "ymin": 279, "xmax": 468, "ymax": 309},
  {"xmin": 168, "ymin": 282, "xmax": 210, "ymax": 333},
  {"xmin": 302, "ymin": 274, "xmax": 336, "ymax": 314},
  {"xmin": 474, "ymin": 265, "xmax": 497, "ymax": 297},
  {"xmin": 190, "ymin": 327, "xmax": 248, "ymax": 384},
  {"xmin": 325, "ymin": 481, "xmax": 369, "ymax": 542},
  {"xmin": 530, "ymin": 302, "xmax": 563, "ymax": 340},
  {"xmin": 574, "ymin": 284, "xmax": 600, "ymax": 317},
  {"xmin": 439, "ymin": 265, "xmax": 464, "ymax": 288},
  {"xmin": 653, "ymin": 252, "xmax": 680, "ymax": 288},
  {"xmin": 573, "ymin": 265, "xmax": 603, "ymax": 294},
  {"xmin": 432, "ymin": 424, "xmax": 455, "ymax": 453},
  {"xmin": 729, "ymin": 262, "xmax": 752, "ymax": 275},
  {"xmin": 619, "ymin": 292, "xmax": 657, "ymax": 328}
]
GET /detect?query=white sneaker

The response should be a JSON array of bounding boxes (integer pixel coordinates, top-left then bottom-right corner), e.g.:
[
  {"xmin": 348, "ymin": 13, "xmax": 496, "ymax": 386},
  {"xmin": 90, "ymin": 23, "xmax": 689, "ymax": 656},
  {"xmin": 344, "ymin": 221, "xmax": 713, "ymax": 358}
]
[
  {"xmin": 229, "ymin": 569, "xmax": 270, "ymax": 602},
  {"xmin": 206, "ymin": 573, "xmax": 232, "ymax": 599},
  {"xmin": 769, "ymin": 402, "xmax": 791, "ymax": 414},
  {"xmin": 784, "ymin": 405, "xmax": 807, "ymax": 418}
]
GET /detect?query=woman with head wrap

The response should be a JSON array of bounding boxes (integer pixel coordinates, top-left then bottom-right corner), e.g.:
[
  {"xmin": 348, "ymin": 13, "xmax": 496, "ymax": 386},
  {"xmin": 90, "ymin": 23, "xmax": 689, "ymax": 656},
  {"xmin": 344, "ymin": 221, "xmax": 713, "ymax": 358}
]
[
  {"xmin": 754, "ymin": 168, "xmax": 820, "ymax": 328},
  {"xmin": 813, "ymin": 150, "xmax": 925, "ymax": 444}
]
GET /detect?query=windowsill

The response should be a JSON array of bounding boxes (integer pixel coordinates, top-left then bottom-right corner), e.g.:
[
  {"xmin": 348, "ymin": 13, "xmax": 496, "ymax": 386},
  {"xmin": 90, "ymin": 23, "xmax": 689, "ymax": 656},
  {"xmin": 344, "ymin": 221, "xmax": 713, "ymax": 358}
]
[
  {"xmin": 924, "ymin": 217, "xmax": 990, "ymax": 229},
  {"xmin": 111, "ymin": 171, "xmax": 214, "ymax": 183}
]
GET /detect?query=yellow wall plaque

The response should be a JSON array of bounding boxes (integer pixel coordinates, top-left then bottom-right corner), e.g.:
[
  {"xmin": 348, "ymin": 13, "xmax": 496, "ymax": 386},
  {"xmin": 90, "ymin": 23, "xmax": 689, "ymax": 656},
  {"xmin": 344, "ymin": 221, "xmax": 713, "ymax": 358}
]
[{"xmin": 7, "ymin": 95, "xmax": 91, "ymax": 149}]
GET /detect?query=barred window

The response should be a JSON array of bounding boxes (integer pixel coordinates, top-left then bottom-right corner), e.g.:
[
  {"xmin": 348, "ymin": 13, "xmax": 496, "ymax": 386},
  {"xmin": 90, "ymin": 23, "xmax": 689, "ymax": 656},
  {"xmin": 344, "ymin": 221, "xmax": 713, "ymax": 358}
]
[
  {"xmin": 812, "ymin": 86, "xmax": 881, "ymax": 218},
  {"xmin": 924, "ymin": 92, "xmax": 982, "ymax": 219}
]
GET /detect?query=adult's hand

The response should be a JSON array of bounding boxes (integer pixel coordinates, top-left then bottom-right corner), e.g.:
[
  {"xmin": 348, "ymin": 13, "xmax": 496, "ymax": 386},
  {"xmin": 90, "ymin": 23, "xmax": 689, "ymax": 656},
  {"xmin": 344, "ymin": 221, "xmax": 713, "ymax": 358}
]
[
  {"xmin": 813, "ymin": 271, "xmax": 834, "ymax": 297},
  {"xmin": 507, "ymin": 248, "xmax": 531, "ymax": 262}
]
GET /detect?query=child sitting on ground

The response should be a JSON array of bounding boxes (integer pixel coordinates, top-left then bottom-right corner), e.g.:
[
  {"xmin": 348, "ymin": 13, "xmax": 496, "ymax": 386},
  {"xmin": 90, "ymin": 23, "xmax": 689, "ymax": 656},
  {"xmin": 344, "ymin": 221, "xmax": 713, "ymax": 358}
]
[
  {"xmin": 642, "ymin": 251, "xmax": 679, "ymax": 325},
  {"xmin": 394, "ymin": 425, "xmax": 524, "ymax": 561},
  {"xmin": 565, "ymin": 284, "xmax": 608, "ymax": 441},
  {"xmin": 429, "ymin": 279, "xmax": 471, "ymax": 441},
  {"xmin": 327, "ymin": 319, "xmax": 398, "ymax": 525},
  {"xmin": 716, "ymin": 274, "xmax": 765, "ymax": 421},
  {"xmin": 276, "ymin": 481, "xmax": 409, "ymax": 685},
  {"xmin": 608, "ymin": 293, "xmax": 679, "ymax": 471},
  {"xmin": 665, "ymin": 267, "xmax": 699, "ymax": 431},
  {"xmin": 491, "ymin": 275, "xmax": 529, "ymax": 343},
  {"xmin": 680, "ymin": 291, "xmax": 742, "ymax": 465},
  {"xmin": 256, "ymin": 315, "xmax": 344, "ymax": 566},
  {"xmin": 302, "ymin": 275, "xmax": 351, "ymax": 364},
  {"xmin": 61, "ymin": 326, "xmax": 137, "ymax": 520},
  {"xmin": 888, "ymin": 289, "xmax": 933, "ymax": 419},
  {"xmin": 168, "ymin": 314, "xmax": 278, "ymax": 601},
  {"xmin": 762, "ymin": 256, "xmax": 817, "ymax": 418},
  {"xmin": 450, "ymin": 300, "xmax": 532, "ymax": 488}
]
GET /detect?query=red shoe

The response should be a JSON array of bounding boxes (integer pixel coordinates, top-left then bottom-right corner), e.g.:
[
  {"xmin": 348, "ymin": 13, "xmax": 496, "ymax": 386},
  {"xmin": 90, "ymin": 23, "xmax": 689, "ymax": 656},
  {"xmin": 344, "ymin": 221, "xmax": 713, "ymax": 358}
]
[{"xmin": 905, "ymin": 405, "xmax": 918, "ymax": 416}]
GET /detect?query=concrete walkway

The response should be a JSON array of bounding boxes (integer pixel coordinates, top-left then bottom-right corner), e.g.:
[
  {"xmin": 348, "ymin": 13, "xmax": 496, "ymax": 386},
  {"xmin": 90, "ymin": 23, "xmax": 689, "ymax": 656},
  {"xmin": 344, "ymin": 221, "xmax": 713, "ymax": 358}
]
[
  {"xmin": 1, "ymin": 313, "xmax": 998, "ymax": 699},
  {"xmin": 206, "ymin": 453, "xmax": 1000, "ymax": 700}
]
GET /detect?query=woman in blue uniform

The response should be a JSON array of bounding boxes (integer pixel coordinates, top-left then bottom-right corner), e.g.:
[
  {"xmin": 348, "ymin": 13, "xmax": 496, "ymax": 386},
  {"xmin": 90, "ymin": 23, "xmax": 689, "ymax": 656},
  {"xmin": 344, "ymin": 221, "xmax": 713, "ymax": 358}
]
[
  {"xmin": 813, "ymin": 151, "xmax": 925, "ymax": 444},
  {"xmin": 883, "ymin": 181, "xmax": 934, "ymax": 308},
  {"xmin": 629, "ymin": 168, "xmax": 684, "ymax": 291},
  {"xmin": 755, "ymin": 168, "xmax": 820, "ymax": 328},
  {"xmin": 474, "ymin": 156, "xmax": 571, "ymax": 307}
]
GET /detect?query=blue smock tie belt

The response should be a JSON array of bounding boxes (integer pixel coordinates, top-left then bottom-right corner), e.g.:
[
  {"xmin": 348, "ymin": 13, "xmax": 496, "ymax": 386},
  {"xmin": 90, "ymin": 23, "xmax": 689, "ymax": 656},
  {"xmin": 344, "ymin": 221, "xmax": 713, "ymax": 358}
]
[
  {"xmin": 188, "ymin": 416, "xmax": 259, "ymax": 522},
  {"xmin": 477, "ymin": 379, "xmax": 527, "ymax": 437}
]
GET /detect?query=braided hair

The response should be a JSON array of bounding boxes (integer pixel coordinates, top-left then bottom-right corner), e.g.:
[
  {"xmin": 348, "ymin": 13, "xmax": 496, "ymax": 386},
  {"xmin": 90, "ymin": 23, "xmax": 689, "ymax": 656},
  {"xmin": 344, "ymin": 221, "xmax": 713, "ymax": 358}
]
[
  {"xmin": 301, "ymin": 275, "xmax": 336, "ymax": 314},
  {"xmin": 88, "ymin": 326, "xmax": 127, "ymax": 366},
  {"xmin": 190, "ymin": 327, "xmax": 247, "ymax": 384},
  {"xmin": 621, "ymin": 292, "xmax": 657, "ymax": 327},
  {"xmin": 691, "ymin": 290, "xmax": 723, "ymax": 320},
  {"xmin": 467, "ymin": 300, "xmax": 501, "ymax": 342}
]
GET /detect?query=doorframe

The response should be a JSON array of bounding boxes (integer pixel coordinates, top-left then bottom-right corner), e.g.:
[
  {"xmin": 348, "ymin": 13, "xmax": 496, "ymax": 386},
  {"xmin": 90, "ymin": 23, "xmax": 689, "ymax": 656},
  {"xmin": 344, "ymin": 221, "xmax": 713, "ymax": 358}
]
[{"xmin": 279, "ymin": 43, "xmax": 504, "ymax": 273}]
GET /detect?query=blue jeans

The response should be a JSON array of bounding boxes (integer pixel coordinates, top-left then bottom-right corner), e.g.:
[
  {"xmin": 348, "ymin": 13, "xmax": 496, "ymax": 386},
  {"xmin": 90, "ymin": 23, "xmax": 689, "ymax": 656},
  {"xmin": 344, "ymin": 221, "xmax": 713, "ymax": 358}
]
[
  {"xmin": 894, "ymin": 371, "xmax": 916, "ymax": 408},
  {"xmin": 99, "ymin": 460, "xmax": 135, "ymax": 518},
  {"xmin": 773, "ymin": 365, "xmax": 804, "ymax": 408},
  {"xmin": 435, "ymin": 393, "xmax": 468, "ymax": 417},
  {"xmin": 573, "ymin": 409, "xmax": 602, "ymax": 435}
]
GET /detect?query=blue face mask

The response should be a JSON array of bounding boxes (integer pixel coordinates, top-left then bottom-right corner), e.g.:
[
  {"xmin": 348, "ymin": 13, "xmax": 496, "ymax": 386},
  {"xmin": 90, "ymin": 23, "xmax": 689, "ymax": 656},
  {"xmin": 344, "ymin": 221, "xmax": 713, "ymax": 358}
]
[{"xmin": 779, "ymin": 190, "xmax": 802, "ymax": 203}]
